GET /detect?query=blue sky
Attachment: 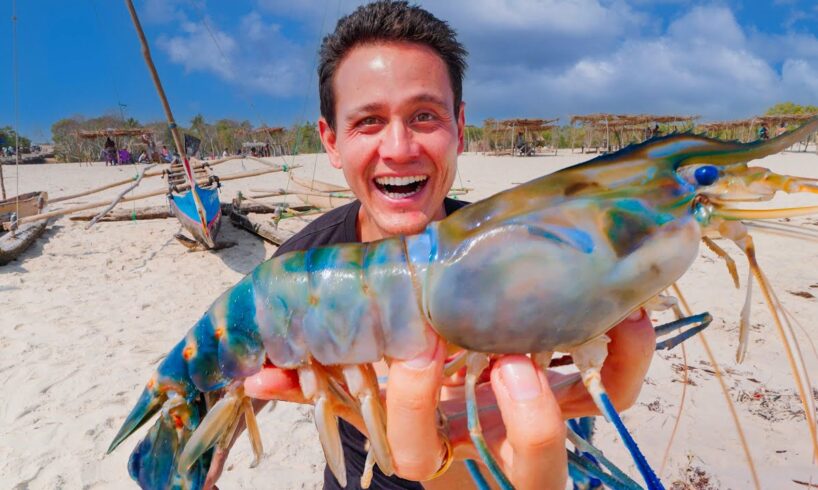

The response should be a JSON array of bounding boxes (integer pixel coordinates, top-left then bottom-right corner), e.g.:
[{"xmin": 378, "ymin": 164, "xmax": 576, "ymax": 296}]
[{"xmin": 2, "ymin": 0, "xmax": 818, "ymax": 142}]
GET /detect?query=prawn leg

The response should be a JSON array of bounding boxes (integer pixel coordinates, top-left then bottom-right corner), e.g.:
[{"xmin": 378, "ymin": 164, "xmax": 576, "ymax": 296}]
[
  {"xmin": 465, "ymin": 352, "xmax": 513, "ymax": 490},
  {"xmin": 178, "ymin": 386, "xmax": 244, "ymax": 471},
  {"xmin": 654, "ymin": 312, "xmax": 712, "ymax": 351},
  {"xmin": 567, "ymin": 419, "xmax": 642, "ymax": 490},
  {"xmin": 298, "ymin": 365, "xmax": 347, "ymax": 488},
  {"xmin": 572, "ymin": 336, "xmax": 665, "ymax": 490},
  {"xmin": 342, "ymin": 364, "xmax": 395, "ymax": 477}
]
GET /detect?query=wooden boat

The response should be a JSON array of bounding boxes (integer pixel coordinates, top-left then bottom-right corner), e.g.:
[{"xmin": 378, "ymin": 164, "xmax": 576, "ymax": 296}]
[
  {"xmin": 0, "ymin": 191, "xmax": 48, "ymax": 265},
  {"xmin": 166, "ymin": 159, "xmax": 221, "ymax": 248},
  {"xmin": 126, "ymin": 1, "xmax": 221, "ymax": 249},
  {"xmin": 0, "ymin": 191, "xmax": 46, "ymax": 221}
]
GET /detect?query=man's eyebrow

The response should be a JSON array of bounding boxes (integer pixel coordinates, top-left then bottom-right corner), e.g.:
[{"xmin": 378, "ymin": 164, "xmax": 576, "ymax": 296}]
[
  {"xmin": 346, "ymin": 102, "xmax": 385, "ymax": 118},
  {"xmin": 346, "ymin": 94, "xmax": 450, "ymax": 119},
  {"xmin": 408, "ymin": 94, "xmax": 449, "ymax": 107}
]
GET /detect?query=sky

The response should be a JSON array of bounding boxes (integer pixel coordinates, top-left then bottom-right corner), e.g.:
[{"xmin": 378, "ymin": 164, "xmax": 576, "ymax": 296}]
[{"xmin": 1, "ymin": 0, "xmax": 818, "ymax": 143}]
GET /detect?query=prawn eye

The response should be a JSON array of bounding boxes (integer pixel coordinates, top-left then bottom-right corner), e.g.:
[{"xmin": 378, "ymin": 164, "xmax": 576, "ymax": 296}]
[{"xmin": 694, "ymin": 165, "xmax": 719, "ymax": 186}]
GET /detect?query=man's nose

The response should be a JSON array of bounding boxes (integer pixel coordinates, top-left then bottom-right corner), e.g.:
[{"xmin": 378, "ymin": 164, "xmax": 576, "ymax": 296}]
[{"xmin": 379, "ymin": 120, "xmax": 418, "ymax": 163}]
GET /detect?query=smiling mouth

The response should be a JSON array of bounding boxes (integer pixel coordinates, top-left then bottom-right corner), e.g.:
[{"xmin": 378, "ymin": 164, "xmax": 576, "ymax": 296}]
[{"xmin": 373, "ymin": 175, "xmax": 429, "ymax": 199}]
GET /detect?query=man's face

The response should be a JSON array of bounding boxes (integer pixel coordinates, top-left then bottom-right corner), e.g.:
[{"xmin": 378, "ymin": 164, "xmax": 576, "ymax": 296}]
[{"xmin": 319, "ymin": 42, "xmax": 465, "ymax": 239}]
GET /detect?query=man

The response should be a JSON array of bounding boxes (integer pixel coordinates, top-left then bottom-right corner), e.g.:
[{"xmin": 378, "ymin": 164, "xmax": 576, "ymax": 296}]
[{"xmin": 207, "ymin": 2, "xmax": 654, "ymax": 489}]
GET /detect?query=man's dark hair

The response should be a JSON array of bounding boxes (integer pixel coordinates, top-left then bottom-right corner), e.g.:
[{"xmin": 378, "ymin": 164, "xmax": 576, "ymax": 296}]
[{"xmin": 318, "ymin": 1, "xmax": 467, "ymax": 130}]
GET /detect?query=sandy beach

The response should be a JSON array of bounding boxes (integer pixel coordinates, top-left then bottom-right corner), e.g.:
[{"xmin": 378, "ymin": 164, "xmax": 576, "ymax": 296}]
[{"xmin": 1, "ymin": 149, "xmax": 817, "ymax": 489}]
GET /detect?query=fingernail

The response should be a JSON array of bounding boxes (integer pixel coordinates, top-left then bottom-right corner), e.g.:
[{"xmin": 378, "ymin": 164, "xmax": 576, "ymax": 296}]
[
  {"xmin": 627, "ymin": 308, "xmax": 646, "ymax": 322},
  {"xmin": 500, "ymin": 357, "xmax": 542, "ymax": 401},
  {"xmin": 402, "ymin": 330, "xmax": 440, "ymax": 370}
]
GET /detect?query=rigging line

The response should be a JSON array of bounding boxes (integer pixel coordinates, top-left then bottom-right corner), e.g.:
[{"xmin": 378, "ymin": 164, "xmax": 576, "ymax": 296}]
[
  {"xmin": 192, "ymin": 3, "xmax": 301, "ymax": 188},
  {"xmin": 194, "ymin": 7, "xmax": 269, "ymax": 131},
  {"xmin": 287, "ymin": 0, "xmax": 334, "ymax": 195},
  {"xmin": 12, "ymin": 0, "xmax": 20, "ymax": 214},
  {"xmin": 299, "ymin": 0, "xmax": 347, "ymax": 195},
  {"xmin": 89, "ymin": 0, "xmax": 128, "ymax": 123}
]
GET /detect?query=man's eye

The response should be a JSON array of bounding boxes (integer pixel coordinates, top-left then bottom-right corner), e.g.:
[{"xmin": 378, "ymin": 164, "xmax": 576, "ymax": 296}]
[
  {"xmin": 414, "ymin": 112, "xmax": 436, "ymax": 122},
  {"xmin": 359, "ymin": 116, "xmax": 380, "ymax": 126}
]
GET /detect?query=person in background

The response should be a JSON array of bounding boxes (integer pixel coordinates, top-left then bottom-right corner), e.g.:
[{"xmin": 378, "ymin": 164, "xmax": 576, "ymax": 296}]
[{"xmin": 104, "ymin": 137, "xmax": 116, "ymax": 166}]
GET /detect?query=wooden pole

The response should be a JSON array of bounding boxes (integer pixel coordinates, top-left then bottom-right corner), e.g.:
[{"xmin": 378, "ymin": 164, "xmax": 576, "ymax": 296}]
[
  {"xmin": 0, "ymin": 163, "xmax": 5, "ymax": 201},
  {"xmin": 85, "ymin": 163, "xmax": 158, "ymax": 228},
  {"xmin": 50, "ymin": 159, "xmax": 295, "ymax": 204},
  {"xmin": 124, "ymin": 0, "xmax": 212, "ymax": 246},
  {"xmin": 4, "ymin": 188, "xmax": 168, "ymax": 230},
  {"xmin": 4, "ymin": 164, "xmax": 294, "ymax": 229}
]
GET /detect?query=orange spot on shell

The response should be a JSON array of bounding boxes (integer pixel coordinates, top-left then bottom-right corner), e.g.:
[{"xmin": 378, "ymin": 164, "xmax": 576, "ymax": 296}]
[
  {"xmin": 147, "ymin": 378, "xmax": 155, "ymax": 389},
  {"xmin": 173, "ymin": 414, "xmax": 184, "ymax": 429},
  {"xmin": 215, "ymin": 327, "xmax": 225, "ymax": 339},
  {"xmin": 183, "ymin": 346, "xmax": 195, "ymax": 361}
]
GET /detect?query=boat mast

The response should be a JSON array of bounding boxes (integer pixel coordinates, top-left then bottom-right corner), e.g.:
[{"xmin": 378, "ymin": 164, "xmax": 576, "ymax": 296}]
[{"xmin": 123, "ymin": 0, "xmax": 213, "ymax": 246}]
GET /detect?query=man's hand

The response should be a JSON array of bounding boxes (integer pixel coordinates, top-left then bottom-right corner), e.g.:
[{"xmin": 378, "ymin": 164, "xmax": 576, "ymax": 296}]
[{"xmin": 204, "ymin": 310, "xmax": 655, "ymax": 489}]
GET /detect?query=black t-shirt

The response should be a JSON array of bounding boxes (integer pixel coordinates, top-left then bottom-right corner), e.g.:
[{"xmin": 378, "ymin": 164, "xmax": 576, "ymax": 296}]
[{"xmin": 271, "ymin": 198, "xmax": 468, "ymax": 490}]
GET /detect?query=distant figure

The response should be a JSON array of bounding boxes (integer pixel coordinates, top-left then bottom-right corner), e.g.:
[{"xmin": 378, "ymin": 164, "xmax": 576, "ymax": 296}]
[
  {"xmin": 776, "ymin": 122, "xmax": 787, "ymax": 137},
  {"xmin": 118, "ymin": 148, "xmax": 133, "ymax": 164},
  {"xmin": 222, "ymin": 148, "xmax": 229, "ymax": 158},
  {"xmin": 758, "ymin": 124, "xmax": 769, "ymax": 140},
  {"xmin": 104, "ymin": 137, "xmax": 117, "ymax": 166},
  {"xmin": 137, "ymin": 151, "xmax": 148, "ymax": 163},
  {"xmin": 650, "ymin": 124, "xmax": 661, "ymax": 139},
  {"xmin": 161, "ymin": 145, "xmax": 171, "ymax": 163}
]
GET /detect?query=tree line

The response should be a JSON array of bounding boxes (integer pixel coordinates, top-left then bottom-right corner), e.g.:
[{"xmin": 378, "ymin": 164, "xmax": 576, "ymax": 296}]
[
  {"xmin": 0, "ymin": 126, "xmax": 32, "ymax": 152},
  {"xmin": 3, "ymin": 102, "xmax": 814, "ymax": 163},
  {"xmin": 49, "ymin": 113, "xmax": 323, "ymax": 163}
]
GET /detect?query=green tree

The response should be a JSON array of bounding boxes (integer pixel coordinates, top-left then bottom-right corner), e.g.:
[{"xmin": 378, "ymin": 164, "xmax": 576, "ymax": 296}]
[
  {"xmin": 51, "ymin": 117, "xmax": 86, "ymax": 162},
  {"xmin": 765, "ymin": 102, "xmax": 818, "ymax": 115},
  {"xmin": 0, "ymin": 126, "xmax": 31, "ymax": 150}
]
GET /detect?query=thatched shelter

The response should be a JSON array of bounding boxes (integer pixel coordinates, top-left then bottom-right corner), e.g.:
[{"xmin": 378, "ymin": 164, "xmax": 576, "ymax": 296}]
[
  {"xmin": 695, "ymin": 114, "xmax": 817, "ymax": 146},
  {"xmin": 77, "ymin": 128, "xmax": 158, "ymax": 163},
  {"xmin": 77, "ymin": 128, "xmax": 151, "ymax": 139},
  {"xmin": 483, "ymin": 118, "xmax": 560, "ymax": 156},
  {"xmin": 235, "ymin": 126, "xmax": 289, "ymax": 156},
  {"xmin": 570, "ymin": 114, "xmax": 699, "ymax": 153}
]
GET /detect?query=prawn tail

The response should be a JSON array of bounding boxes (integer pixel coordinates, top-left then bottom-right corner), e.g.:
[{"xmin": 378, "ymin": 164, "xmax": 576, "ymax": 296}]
[
  {"xmin": 128, "ymin": 396, "xmax": 211, "ymax": 490},
  {"xmin": 108, "ymin": 337, "xmax": 201, "ymax": 455},
  {"xmin": 108, "ymin": 386, "xmax": 166, "ymax": 455},
  {"xmin": 109, "ymin": 339, "xmax": 212, "ymax": 489}
]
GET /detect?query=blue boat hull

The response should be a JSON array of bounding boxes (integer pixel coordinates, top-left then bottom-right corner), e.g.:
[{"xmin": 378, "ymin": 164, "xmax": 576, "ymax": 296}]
[{"xmin": 168, "ymin": 185, "xmax": 221, "ymax": 248}]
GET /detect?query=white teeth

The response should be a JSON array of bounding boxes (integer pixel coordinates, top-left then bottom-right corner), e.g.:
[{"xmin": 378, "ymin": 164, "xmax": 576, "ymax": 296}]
[
  {"xmin": 383, "ymin": 191, "xmax": 416, "ymax": 199},
  {"xmin": 374, "ymin": 175, "xmax": 428, "ymax": 186}
]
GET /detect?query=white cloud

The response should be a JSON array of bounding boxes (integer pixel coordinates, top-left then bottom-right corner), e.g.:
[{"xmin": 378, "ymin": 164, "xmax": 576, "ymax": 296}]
[
  {"xmin": 782, "ymin": 59, "xmax": 818, "ymax": 98},
  {"xmin": 140, "ymin": 0, "xmax": 188, "ymax": 25},
  {"xmin": 149, "ymin": 1, "xmax": 818, "ymax": 122},
  {"xmin": 463, "ymin": 5, "xmax": 818, "ymax": 122},
  {"xmin": 155, "ymin": 11, "xmax": 312, "ymax": 98}
]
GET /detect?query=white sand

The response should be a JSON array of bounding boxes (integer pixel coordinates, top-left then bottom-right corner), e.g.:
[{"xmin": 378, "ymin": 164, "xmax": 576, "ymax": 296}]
[{"xmin": 1, "ymin": 150, "xmax": 817, "ymax": 489}]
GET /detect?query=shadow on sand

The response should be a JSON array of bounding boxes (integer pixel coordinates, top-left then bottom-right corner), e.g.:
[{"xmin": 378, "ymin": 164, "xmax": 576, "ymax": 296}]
[{"xmin": 208, "ymin": 220, "xmax": 271, "ymax": 275}]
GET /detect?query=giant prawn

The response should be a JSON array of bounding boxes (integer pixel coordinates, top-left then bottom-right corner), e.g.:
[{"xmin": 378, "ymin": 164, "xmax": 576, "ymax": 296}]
[{"xmin": 108, "ymin": 118, "xmax": 818, "ymax": 490}]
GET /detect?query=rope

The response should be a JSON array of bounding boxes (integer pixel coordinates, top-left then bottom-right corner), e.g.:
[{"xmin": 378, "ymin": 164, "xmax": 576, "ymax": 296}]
[
  {"xmin": 89, "ymin": 0, "xmax": 128, "ymax": 123},
  {"xmin": 12, "ymin": 0, "xmax": 20, "ymax": 220},
  {"xmin": 286, "ymin": 0, "xmax": 337, "ymax": 196}
]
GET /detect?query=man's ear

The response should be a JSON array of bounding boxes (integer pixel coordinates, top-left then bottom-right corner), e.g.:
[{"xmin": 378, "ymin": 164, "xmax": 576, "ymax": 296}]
[
  {"xmin": 456, "ymin": 101, "xmax": 466, "ymax": 155},
  {"xmin": 318, "ymin": 117, "xmax": 342, "ymax": 169}
]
